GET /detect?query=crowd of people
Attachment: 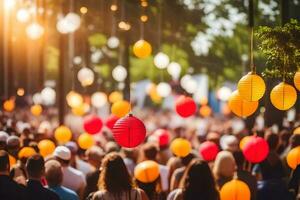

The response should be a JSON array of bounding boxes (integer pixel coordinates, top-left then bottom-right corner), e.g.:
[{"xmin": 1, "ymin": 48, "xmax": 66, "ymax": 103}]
[{"xmin": 1, "ymin": 108, "xmax": 300, "ymax": 200}]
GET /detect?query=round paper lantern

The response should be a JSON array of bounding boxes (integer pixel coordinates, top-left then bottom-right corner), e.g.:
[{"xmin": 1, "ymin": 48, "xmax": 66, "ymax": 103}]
[
  {"xmin": 78, "ymin": 133, "xmax": 95, "ymax": 149},
  {"xmin": 26, "ymin": 22, "xmax": 44, "ymax": 40},
  {"xmin": 153, "ymin": 129, "xmax": 170, "ymax": 147},
  {"xmin": 64, "ymin": 13, "xmax": 81, "ymax": 32},
  {"xmin": 66, "ymin": 91, "xmax": 83, "ymax": 108},
  {"xmin": 294, "ymin": 71, "xmax": 300, "ymax": 91},
  {"xmin": 30, "ymin": 104, "xmax": 43, "ymax": 116},
  {"xmin": 220, "ymin": 179, "xmax": 250, "ymax": 200},
  {"xmin": 287, "ymin": 146, "xmax": 300, "ymax": 169},
  {"xmin": 293, "ymin": 127, "xmax": 300, "ymax": 135},
  {"xmin": 170, "ymin": 138, "xmax": 191, "ymax": 157},
  {"xmin": 9, "ymin": 155, "xmax": 16, "ymax": 167},
  {"xmin": 199, "ymin": 105, "xmax": 212, "ymax": 117},
  {"xmin": 107, "ymin": 36, "xmax": 120, "ymax": 49},
  {"xmin": 133, "ymin": 39, "xmax": 152, "ymax": 58},
  {"xmin": 199, "ymin": 141, "xmax": 219, "ymax": 161},
  {"xmin": 38, "ymin": 139, "xmax": 56, "ymax": 157},
  {"xmin": 91, "ymin": 92, "xmax": 107, "ymax": 108},
  {"xmin": 54, "ymin": 126, "xmax": 72, "ymax": 144},
  {"xmin": 239, "ymin": 136, "xmax": 253, "ymax": 150},
  {"xmin": 72, "ymin": 104, "xmax": 86, "ymax": 116},
  {"xmin": 18, "ymin": 147, "xmax": 36, "ymax": 159},
  {"xmin": 78, "ymin": 67, "xmax": 94, "ymax": 87},
  {"xmin": 109, "ymin": 91, "xmax": 123, "ymax": 103},
  {"xmin": 111, "ymin": 100, "xmax": 131, "ymax": 118},
  {"xmin": 105, "ymin": 115, "xmax": 120, "ymax": 130},
  {"xmin": 154, "ymin": 52, "xmax": 170, "ymax": 69},
  {"xmin": 238, "ymin": 73, "xmax": 266, "ymax": 101},
  {"xmin": 184, "ymin": 78, "xmax": 198, "ymax": 94},
  {"xmin": 270, "ymin": 82, "xmax": 297, "ymax": 110},
  {"xmin": 134, "ymin": 160, "xmax": 160, "ymax": 183},
  {"xmin": 83, "ymin": 115, "xmax": 103, "ymax": 135},
  {"xmin": 180, "ymin": 75, "xmax": 192, "ymax": 90},
  {"xmin": 112, "ymin": 114, "xmax": 146, "ymax": 148},
  {"xmin": 175, "ymin": 95, "xmax": 197, "ymax": 118},
  {"xmin": 3, "ymin": 99, "xmax": 15, "ymax": 112},
  {"xmin": 228, "ymin": 90, "xmax": 258, "ymax": 117},
  {"xmin": 217, "ymin": 86, "xmax": 232, "ymax": 101},
  {"xmin": 112, "ymin": 65, "xmax": 127, "ymax": 82},
  {"xmin": 156, "ymin": 82, "xmax": 171, "ymax": 98},
  {"xmin": 41, "ymin": 87, "xmax": 56, "ymax": 105},
  {"xmin": 242, "ymin": 136, "xmax": 269, "ymax": 163},
  {"xmin": 167, "ymin": 62, "xmax": 181, "ymax": 80}
]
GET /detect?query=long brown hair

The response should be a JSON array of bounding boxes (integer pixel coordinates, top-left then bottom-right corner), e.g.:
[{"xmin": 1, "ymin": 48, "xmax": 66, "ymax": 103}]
[{"xmin": 98, "ymin": 152, "xmax": 134, "ymax": 194}]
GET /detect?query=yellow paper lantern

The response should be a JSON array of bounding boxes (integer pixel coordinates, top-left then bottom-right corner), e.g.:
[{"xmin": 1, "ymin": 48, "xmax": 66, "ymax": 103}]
[
  {"xmin": 287, "ymin": 146, "xmax": 300, "ymax": 169},
  {"xmin": 133, "ymin": 39, "xmax": 152, "ymax": 58},
  {"xmin": 199, "ymin": 105, "xmax": 212, "ymax": 117},
  {"xmin": 3, "ymin": 99, "xmax": 15, "ymax": 112},
  {"xmin": 220, "ymin": 179, "xmax": 250, "ymax": 200},
  {"xmin": 54, "ymin": 125, "xmax": 72, "ymax": 144},
  {"xmin": 239, "ymin": 136, "xmax": 253, "ymax": 150},
  {"xmin": 72, "ymin": 103, "xmax": 90, "ymax": 116},
  {"xmin": 293, "ymin": 127, "xmax": 300, "ymax": 135},
  {"xmin": 228, "ymin": 91, "xmax": 258, "ymax": 117},
  {"xmin": 170, "ymin": 138, "xmax": 191, "ymax": 157},
  {"xmin": 149, "ymin": 84, "xmax": 162, "ymax": 103},
  {"xmin": 134, "ymin": 160, "xmax": 160, "ymax": 183},
  {"xmin": 270, "ymin": 82, "xmax": 297, "ymax": 110},
  {"xmin": 38, "ymin": 139, "xmax": 56, "ymax": 157},
  {"xmin": 66, "ymin": 91, "xmax": 83, "ymax": 108},
  {"xmin": 111, "ymin": 100, "xmax": 131, "ymax": 118},
  {"xmin": 78, "ymin": 133, "xmax": 94, "ymax": 149},
  {"xmin": 18, "ymin": 147, "xmax": 36, "ymax": 159},
  {"xmin": 30, "ymin": 104, "xmax": 43, "ymax": 116},
  {"xmin": 294, "ymin": 71, "xmax": 300, "ymax": 91},
  {"xmin": 9, "ymin": 155, "xmax": 16, "ymax": 167},
  {"xmin": 109, "ymin": 91, "xmax": 123, "ymax": 103},
  {"xmin": 238, "ymin": 72, "xmax": 266, "ymax": 101}
]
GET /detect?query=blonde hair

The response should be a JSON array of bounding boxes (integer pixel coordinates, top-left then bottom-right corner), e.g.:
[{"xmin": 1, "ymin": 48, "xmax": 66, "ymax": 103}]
[{"xmin": 213, "ymin": 151, "xmax": 236, "ymax": 180}]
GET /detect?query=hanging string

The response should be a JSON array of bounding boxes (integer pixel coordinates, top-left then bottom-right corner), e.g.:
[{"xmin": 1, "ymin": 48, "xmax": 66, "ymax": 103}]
[{"xmin": 250, "ymin": 27, "xmax": 255, "ymax": 73}]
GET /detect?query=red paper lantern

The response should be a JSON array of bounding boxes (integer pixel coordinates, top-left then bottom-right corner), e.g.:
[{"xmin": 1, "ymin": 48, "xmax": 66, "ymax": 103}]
[
  {"xmin": 83, "ymin": 115, "xmax": 103, "ymax": 135},
  {"xmin": 199, "ymin": 141, "xmax": 219, "ymax": 161},
  {"xmin": 153, "ymin": 129, "xmax": 170, "ymax": 147},
  {"xmin": 242, "ymin": 136, "xmax": 269, "ymax": 163},
  {"xmin": 175, "ymin": 95, "xmax": 197, "ymax": 118},
  {"xmin": 105, "ymin": 115, "xmax": 119, "ymax": 130},
  {"xmin": 112, "ymin": 114, "xmax": 146, "ymax": 148}
]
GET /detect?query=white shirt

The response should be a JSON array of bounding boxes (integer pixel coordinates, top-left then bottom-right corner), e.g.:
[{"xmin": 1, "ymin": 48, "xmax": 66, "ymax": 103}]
[
  {"xmin": 62, "ymin": 166, "xmax": 86, "ymax": 192},
  {"xmin": 159, "ymin": 164, "xmax": 170, "ymax": 192},
  {"xmin": 76, "ymin": 158, "xmax": 93, "ymax": 176}
]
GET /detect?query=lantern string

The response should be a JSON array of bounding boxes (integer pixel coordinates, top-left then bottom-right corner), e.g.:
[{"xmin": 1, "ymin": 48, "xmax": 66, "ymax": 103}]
[
  {"xmin": 250, "ymin": 27, "xmax": 255, "ymax": 73},
  {"xmin": 248, "ymin": 0, "xmax": 255, "ymax": 73}
]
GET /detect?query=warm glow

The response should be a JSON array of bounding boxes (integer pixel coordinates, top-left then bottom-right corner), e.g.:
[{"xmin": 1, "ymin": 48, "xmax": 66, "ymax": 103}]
[
  {"xmin": 17, "ymin": 8, "xmax": 30, "ymax": 23},
  {"xmin": 4, "ymin": 0, "xmax": 16, "ymax": 10},
  {"xmin": 26, "ymin": 22, "xmax": 44, "ymax": 40},
  {"xmin": 140, "ymin": 15, "xmax": 148, "ymax": 22},
  {"xmin": 110, "ymin": 4, "xmax": 118, "ymax": 11},
  {"xmin": 118, "ymin": 21, "xmax": 131, "ymax": 31},
  {"xmin": 17, "ymin": 88, "xmax": 25, "ymax": 96},
  {"xmin": 80, "ymin": 6, "xmax": 88, "ymax": 14}
]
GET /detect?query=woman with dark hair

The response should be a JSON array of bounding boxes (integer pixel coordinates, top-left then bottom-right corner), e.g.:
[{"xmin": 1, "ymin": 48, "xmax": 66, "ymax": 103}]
[
  {"xmin": 91, "ymin": 152, "xmax": 148, "ymax": 200},
  {"xmin": 135, "ymin": 177, "xmax": 165, "ymax": 200},
  {"xmin": 169, "ymin": 159, "xmax": 219, "ymax": 200}
]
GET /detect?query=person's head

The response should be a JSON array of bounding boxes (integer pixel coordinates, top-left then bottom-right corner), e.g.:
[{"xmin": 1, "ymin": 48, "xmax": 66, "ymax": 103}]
[
  {"xmin": 0, "ymin": 150, "xmax": 9, "ymax": 174},
  {"xmin": 65, "ymin": 141, "xmax": 78, "ymax": 156},
  {"xmin": 53, "ymin": 146, "xmax": 71, "ymax": 166},
  {"xmin": 141, "ymin": 143, "xmax": 158, "ymax": 161},
  {"xmin": 6, "ymin": 135, "xmax": 20, "ymax": 156},
  {"xmin": 180, "ymin": 159, "xmax": 219, "ymax": 200},
  {"xmin": 265, "ymin": 132, "xmax": 279, "ymax": 151},
  {"xmin": 45, "ymin": 160, "xmax": 63, "ymax": 187},
  {"xmin": 85, "ymin": 146, "xmax": 104, "ymax": 168},
  {"xmin": 213, "ymin": 151, "xmax": 236, "ymax": 179},
  {"xmin": 232, "ymin": 151, "xmax": 245, "ymax": 170},
  {"xmin": 290, "ymin": 134, "xmax": 300, "ymax": 148},
  {"xmin": 180, "ymin": 153, "xmax": 196, "ymax": 166},
  {"xmin": 105, "ymin": 141, "xmax": 120, "ymax": 153},
  {"xmin": 0, "ymin": 131, "xmax": 9, "ymax": 150},
  {"xmin": 220, "ymin": 135, "xmax": 239, "ymax": 152},
  {"xmin": 99, "ymin": 152, "xmax": 133, "ymax": 193},
  {"xmin": 26, "ymin": 154, "xmax": 45, "ymax": 180}
]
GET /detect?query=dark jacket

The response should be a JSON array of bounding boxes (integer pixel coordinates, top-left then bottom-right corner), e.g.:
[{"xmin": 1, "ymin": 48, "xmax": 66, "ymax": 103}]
[
  {"xmin": 0, "ymin": 174, "xmax": 27, "ymax": 200},
  {"xmin": 25, "ymin": 179, "xmax": 60, "ymax": 200}
]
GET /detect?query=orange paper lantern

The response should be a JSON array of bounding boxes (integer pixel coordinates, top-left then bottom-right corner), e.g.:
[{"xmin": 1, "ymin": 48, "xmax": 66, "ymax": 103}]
[
  {"xmin": 170, "ymin": 138, "xmax": 191, "ymax": 157},
  {"xmin": 199, "ymin": 105, "xmax": 212, "ymax": 117},
  {"xmin": 238, "ymin": 72, "xmax": 266, "ymax": 101},
  {"xmin": 3, "ymin": 99, "xmax": 15, "ymax": 112},
  {"xmin": 220, "ymin": 179, "xmax": 250, "ymax": 200},
  {"xmin": 228, "ymin": 91, "xmax": 258, "ymax": 117},
  {"xmin": 38, "ymin": 139, "xmax": 56, "ymax": 157},
  {"xmin": 294, "ymin": 71, "xmax": 300, "ymax": 91},
  {"xmin": 54, "ymin": 125, "xmax": 72, "ymax": 144},
  {"xmin": 293, "ymin": 127, "xmax": 300, "ymax": 135},
  {"xmin": 134, "ymin": 160, "xmax": 160, "ymax": 183},
  {"xmin": 287, "ymin": 146, "xmax": 300, "ymax": 169},
  {"xmin": 239, "ymin": 136, "xmax": 253, "ymax": 150},
  {"xmin": 111, "ymin": 100, "xmax": 131, "ymax": 118},
  {"xmin": 270, "ymin": 82, "xmax": 297, "ymax": 110},
  {"xmin": 109, "ymin": 91, "xmax": 123, "ymax": 103},
  {"xmin": 30, "ymin": 104, "xmax": 43, "ymax": 116},
  {"xmin": 133, "ymin": 39, "xmax": 152, "ymax": 58},
  {"xmin": 9, "ymin": 155, "xmax": 16, "ymax": 167},
  {"xmin": 78, "ymin": 133, "xmax": 94, "ymax": 149}
]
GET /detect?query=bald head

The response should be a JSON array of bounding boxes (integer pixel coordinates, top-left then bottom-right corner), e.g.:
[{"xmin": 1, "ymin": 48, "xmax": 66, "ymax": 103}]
[{"xmin": 45, "ymin": 160, "xmax": 63, "ymax": 187}]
